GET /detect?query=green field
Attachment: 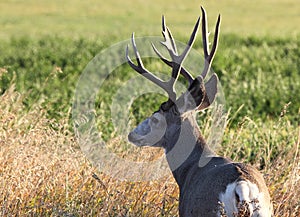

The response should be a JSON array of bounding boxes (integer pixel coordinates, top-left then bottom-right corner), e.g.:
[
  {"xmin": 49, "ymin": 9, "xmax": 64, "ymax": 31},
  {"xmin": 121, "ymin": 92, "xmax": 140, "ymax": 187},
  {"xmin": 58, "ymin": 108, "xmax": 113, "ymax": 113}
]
[
  {"xmin": 1, "ymin": 0, "xmax": 300, "ymax": 40},
  {"xmin": 1, "ymin": 0, "xmax": 299, "ymax": 216}
]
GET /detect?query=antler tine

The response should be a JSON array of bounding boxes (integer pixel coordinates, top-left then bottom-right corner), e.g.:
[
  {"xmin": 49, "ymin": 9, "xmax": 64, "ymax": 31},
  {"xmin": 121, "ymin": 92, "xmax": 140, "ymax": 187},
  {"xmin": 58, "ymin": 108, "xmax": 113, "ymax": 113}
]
[
  {"xmin": 127, "ymin": 15, "xmax": 201, "ymax": 109},
  {"xmin": 210, "ymin": 14, "xmax": 221, "ymax": 62},
  {"xmin": 182, "ymin": 16, "xmax": 201, "ymax": 61},
  {"xmin": 161, "ymin": 16, "xmax": 200, "ymax": 65},
  {"xmin": 151, "ymin": 43, "xmax": 194, "ymax": 84},
  {"xmin": 161, "ymin": 16, "xmax": 178, "ymax": 55},
  {"xmin": 200, "ymin": 6, "xmax": 221, "ymax": 79},
  {"xmin": 126, "ymin": 33, "xmax": 177, "ymax": 101},
  {"xmin": 165, "ymin": 16, "xmax": 200, "ymax": 104},
  {"xmin": 151, "ymin": 16, "xmax": 200, "ymax": 88},
  {"xmin": 201, "ymin": 7, "xmax": 209, "ymax": 59}
]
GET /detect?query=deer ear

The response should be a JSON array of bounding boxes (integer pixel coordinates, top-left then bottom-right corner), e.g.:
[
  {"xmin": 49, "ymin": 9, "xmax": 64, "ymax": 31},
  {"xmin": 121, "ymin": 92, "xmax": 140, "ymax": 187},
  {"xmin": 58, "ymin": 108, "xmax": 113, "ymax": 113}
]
[
  {"xmin": 176, "ymin": 76, "xmax": 206, "ymax": 113},
  {"xmin": 198, "ymin": 73, "xmax": 218, "ymax": 110}
]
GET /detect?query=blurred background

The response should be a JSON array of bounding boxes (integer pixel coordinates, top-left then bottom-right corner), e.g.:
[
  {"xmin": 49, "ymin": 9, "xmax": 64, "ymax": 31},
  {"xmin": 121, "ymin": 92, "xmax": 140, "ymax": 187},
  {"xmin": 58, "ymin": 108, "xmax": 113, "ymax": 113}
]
[{"xmin": 0, "ymin": 0, "xmax": 299, "ymax": 40}]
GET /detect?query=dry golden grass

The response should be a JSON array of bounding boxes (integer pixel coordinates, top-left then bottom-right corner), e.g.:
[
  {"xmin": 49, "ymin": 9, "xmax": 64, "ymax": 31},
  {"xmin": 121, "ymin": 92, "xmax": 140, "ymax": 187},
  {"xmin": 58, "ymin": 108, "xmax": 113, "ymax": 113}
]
[
  {"xmin": 0, "ymin": 85, "xmax": 178, "ymax": 216},
  {"xmin": 0, "ymin": 85, "xmax": 299, "ymax": 216}
]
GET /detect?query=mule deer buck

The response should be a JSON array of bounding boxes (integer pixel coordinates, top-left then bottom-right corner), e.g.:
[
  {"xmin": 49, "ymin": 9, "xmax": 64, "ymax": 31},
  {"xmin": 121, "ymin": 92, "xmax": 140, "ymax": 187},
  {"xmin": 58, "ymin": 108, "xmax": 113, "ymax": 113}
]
[{"xmin": 126, "ymin": 7, "xmax": 273, "ymax": 217}]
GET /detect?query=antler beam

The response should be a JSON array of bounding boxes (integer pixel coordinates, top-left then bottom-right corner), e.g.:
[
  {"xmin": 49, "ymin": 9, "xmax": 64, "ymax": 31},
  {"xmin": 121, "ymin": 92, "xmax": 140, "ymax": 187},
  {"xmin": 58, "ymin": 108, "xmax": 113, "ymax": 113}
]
[
  {"xmin": 152, "ymin": 7, "xmax": 221, "ymax": 84},
  {"xmin": 126, "ymin": 16, "xmax": 199, "ymax": 108}
]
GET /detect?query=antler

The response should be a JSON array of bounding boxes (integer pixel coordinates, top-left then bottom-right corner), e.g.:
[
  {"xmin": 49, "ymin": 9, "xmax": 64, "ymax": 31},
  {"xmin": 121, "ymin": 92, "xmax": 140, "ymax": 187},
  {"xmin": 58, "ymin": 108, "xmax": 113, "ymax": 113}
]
[
  {"xmin": 201, "ymin": 6, "xmax": 221, "ymax": 79},
  {"xmin": 126, "ymin": 17, "xmax": 199, "ymax": 109},
  {"xmin": 126, "ymin": 7, "xmax": 220, "ymax": 110},
  {"xmin": 153, "ymin": 7, "xmax": 221, "ymax": 83},
  {"xmin": 151, "ymin": 16, "xmax": 199, "ymax": 85}
]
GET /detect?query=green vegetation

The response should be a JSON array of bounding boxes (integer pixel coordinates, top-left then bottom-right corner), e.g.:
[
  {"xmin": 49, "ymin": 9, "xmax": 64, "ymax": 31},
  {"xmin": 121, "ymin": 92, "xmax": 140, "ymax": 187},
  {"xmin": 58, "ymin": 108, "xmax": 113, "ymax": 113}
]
[
  {"xmin": 1, "ymin": 35, "xmax": 299, "ymax": 124},
  {"xmin": 0, "ymin": 0, "xmax": 299, "ymax": 40},
  {"xmin": 0, "ymin": 0, "xmax": 299, "ymax": 216}
]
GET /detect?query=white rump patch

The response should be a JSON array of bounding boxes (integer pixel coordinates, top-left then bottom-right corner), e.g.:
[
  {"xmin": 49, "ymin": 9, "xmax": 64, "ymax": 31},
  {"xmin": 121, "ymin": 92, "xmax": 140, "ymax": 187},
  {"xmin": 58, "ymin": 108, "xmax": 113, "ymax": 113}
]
[{"xmin": 219, "ymin": 180, "xmax": 265, "ymax": 217}]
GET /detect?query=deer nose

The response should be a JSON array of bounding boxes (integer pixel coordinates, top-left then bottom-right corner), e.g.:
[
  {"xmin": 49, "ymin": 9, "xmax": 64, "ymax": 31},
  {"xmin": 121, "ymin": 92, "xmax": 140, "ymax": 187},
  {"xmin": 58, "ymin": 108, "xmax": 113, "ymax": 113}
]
[
  {"xmin": 128, "ymin": 132, "xmax": 135, "ymax": 142},
  {"xmin": 128, "ymin": 131, "xmax": 145, "ymax": 143}
]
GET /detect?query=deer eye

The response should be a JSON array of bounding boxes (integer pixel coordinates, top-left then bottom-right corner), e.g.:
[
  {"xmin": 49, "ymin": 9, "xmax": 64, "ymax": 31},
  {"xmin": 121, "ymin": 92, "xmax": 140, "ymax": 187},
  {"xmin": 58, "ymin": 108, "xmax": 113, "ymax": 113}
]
[{"xmin": 150, "ymin": 116, "xmax": 159, "ymax": 124}]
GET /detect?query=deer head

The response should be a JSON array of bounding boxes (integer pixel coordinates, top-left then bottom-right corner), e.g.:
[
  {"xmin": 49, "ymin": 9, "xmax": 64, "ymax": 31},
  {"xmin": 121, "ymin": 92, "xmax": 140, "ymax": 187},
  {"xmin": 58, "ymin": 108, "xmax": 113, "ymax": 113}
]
[{"xmin": 126, "ymin": 7, "xmax": 221, "ymax": 151}]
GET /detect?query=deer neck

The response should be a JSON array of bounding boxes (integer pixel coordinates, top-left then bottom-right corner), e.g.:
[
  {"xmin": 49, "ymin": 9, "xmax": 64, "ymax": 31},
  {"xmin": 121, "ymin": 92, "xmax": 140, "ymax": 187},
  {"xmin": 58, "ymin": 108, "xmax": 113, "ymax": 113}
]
[{"xmin": 165, "ymin": 114, "xmax": 215, "ymax": 187}]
